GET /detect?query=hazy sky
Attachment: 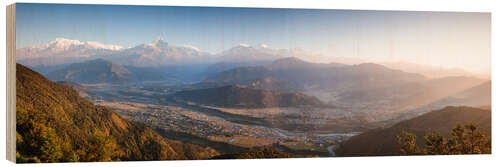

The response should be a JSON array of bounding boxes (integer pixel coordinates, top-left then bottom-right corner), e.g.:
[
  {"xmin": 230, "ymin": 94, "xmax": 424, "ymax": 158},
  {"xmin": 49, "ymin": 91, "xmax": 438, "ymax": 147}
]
[{"xmin": 16, "ymin": 3, "xmax": 490, "ymax": 74}]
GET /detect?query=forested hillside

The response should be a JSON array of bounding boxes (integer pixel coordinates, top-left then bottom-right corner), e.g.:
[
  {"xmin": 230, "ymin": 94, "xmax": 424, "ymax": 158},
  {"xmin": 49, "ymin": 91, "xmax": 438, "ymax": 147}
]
[{"xmin": 15, "ymin": 64, "xmax": 217, "ymax": 162}]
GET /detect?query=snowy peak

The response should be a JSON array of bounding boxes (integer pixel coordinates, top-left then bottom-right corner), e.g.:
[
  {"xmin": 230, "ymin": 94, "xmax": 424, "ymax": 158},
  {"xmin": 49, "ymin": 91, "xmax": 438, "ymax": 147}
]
[
  {"xmin": 183, "ymin": 45, "xmax": 200, "ymax": 52},
  {"xmin": 256, "ymin": 43, "xmax": 269, "ymax": 49},
  {"xmin": 151, "ymin": 36, "xmax": 168, "ymax": 48},
  {"xmin": 52, "ymin": 37, "xmax": 84, "ymax": 45},
  {"xmin": 153, "ymin": 36, "xmax": 163, "ymax": 43},
  {"xmin": 17, "ymin": 37, "xmax": 318, "ymax": 67},
  {"xmin": 84, "ymin": 41, "xmax": 124, "ymax": 51},
  {"xmin": 238, "ymin": 43, "xmax": 250, "ymax": 48},
  {"xmin": 109, "ymin": 37, "xmax": 212, "ymax": 66},
  {"xmin": 218, "ymin": 43, "xmax": 284, "ymax": 63},
  {"xmin": 218, "ymin": 43, "xmax": 320, "ymax": 63},
  {"xmin": 226, "ymin": 43, "xmax": 271, "ymax": 53},
  {"xmin": 233, "ymin": 43, "xmax": 269, "ymax": 50},
  {"xmin": 45, "ymin": 38, "xmax": 84, "ymax": 49},
  {"xmin": 16, "ymin": 38, "xmax": 126, "ymax": 66},
  {"xmin": 42, "ymin": 37, "xmax": 124, "ymax": 51}
]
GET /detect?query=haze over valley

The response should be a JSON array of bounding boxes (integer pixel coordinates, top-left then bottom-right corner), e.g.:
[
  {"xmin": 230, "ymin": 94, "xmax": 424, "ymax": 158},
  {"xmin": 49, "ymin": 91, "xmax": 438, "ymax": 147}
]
[
  {"xmin": 16, "ymin": 36, "xmax": 491, "ymax": 158},
  {"xmin": 14, "ymin": 4, "xmax": 490, "ymax": 161}
]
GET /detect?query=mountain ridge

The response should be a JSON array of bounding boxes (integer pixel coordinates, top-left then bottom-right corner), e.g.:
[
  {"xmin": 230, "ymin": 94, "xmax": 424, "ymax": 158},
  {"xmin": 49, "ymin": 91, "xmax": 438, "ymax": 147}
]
[
  {"xmin": 203, "ymin": 57, "xmax": 427, "ymax": 93},
  {"xmin": 46, "ymin": 59, "xmax": 168, "ymax": 84},
  {"xmin": 174, "ymin": 85, "xmax": 327, "ymax": 108},
  {"xmin": 16, "ymin": 37, "xmax": 322, "ymax": 68}
]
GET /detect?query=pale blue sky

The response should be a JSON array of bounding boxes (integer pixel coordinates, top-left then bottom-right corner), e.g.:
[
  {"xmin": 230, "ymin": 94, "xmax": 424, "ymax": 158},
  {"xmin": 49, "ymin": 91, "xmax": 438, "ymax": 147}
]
[{"xmin": 16, "ymin": 3, "xmax": 490, "ymax": 74}]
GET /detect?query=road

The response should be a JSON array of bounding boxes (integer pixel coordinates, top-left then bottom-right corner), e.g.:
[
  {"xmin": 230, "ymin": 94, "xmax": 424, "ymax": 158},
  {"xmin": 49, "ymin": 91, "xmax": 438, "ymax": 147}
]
[{"xmin": 327, "ymin": 145, "xmax": 336, "ymax": 157}]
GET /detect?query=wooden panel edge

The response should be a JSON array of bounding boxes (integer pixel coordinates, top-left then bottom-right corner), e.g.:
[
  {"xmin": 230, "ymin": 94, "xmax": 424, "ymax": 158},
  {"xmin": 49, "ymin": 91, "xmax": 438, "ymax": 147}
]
[{"xmin": 6, "ymin": 3, "xmax": 16, "ymax": 163}]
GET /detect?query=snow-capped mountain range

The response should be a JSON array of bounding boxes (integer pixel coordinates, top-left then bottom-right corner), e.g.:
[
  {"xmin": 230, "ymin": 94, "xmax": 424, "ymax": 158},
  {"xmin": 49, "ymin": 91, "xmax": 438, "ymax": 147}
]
[
  {"xmin": 17, "ymin": 37, "xmax": 316, "ymax": 67},
  {"xmin": 17, "ymin": 38, "xmax": 124, "ymax": 59},
  {"xmin": 216, "ymin": 43, "xmax": 321, "ymax": 63},
  {"xmin": 102, "ymin": 37, "xmax": 215, "ymax": 67}
]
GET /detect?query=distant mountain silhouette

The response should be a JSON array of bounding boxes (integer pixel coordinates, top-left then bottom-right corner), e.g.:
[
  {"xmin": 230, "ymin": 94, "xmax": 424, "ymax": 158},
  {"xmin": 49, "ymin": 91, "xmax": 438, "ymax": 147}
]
[
  {"xmin": 338, "ymin": 76, "xmax": 487, "ymax": 110},
  {"xmin": 46, "ymin": 59, "xmax": 167, "ymax": 84},
  {"xmin": 201, "ymin": 60, "xmax": 273, "ymax": 80},
  {"xmin": 381, "ymin": 61, "xmax": 479, "ymax": 78},
  {"xmin": 413, "ymin": 81, "xmax": 491, "ymax": 113},
  {"xmin": 47, "ymin": 59, "xmax": 131, "ymax": 83},
  {"xmin": 203, "ymin": 57, "xmax": 426, "ymax": 92},
  {"xmin": 336, "ymin": 106, "xmax": 491, "ymax": 156},
  {"xmin": 439, "ymin": 81, "xmax": 491, "ymax": 106},
  {"xmin": 174, "ymin": 85, "xmax": 326, "ymax": 108},
  {"xmin": 268, "ymin": 57, "xmax": 345, "ymax": 70}
]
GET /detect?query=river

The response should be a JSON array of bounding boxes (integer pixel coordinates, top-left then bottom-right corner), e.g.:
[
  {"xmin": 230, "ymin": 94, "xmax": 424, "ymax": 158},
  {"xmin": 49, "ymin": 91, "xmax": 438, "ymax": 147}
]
[{"xmin": 327, "ymin": 145, "xmax": 336, "ymax": 156}]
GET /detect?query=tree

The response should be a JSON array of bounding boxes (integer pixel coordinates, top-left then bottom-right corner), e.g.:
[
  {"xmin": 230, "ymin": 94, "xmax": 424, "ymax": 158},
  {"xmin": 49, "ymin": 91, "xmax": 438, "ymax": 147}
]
[
  {"xmin": 397, "ymin": 123, "xmax": 490, "ymax": 155},
  {"xmin": 397, "ymin": 131, "xmax": 421, "ymax": 155},
  {"xmin": 83, "ymin": 131, "xmax": 122, "ymax": 162},
  {"xmin": 16, "ymin": 107, "xmax": 64, "ymax": 162},
  {"xmin": 424, "ymin": 132, "xmax": 448, "ymax": 155},
  {"xmin": 39, "ymin": 127, "xmax": 63, "ymax": 162}
]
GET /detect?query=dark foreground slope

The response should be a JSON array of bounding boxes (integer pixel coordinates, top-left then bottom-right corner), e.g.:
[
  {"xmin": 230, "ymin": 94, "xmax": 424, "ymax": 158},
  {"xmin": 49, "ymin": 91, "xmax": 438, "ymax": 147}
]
[
  {"xmin": 336, "ymin": 106, "xmax": 491, "ymax": 156},
  {"xmin": 15, "ymin": 64, "xmax": 216, "ymax": 162},
  {"xmin": 174, "ymin": 85, "xmax": 326, "ymax": 108}
]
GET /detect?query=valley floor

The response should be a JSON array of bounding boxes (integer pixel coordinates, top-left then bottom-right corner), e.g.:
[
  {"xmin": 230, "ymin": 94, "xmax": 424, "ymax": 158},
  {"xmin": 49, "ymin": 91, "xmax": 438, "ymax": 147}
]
[
  {"xmin": 86, "ymin": 83, "xmax": 366, "ymax": 157},
  {"xmin": 80, "ymin": 80, "xmax": 487, "ymax": 158}
]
